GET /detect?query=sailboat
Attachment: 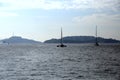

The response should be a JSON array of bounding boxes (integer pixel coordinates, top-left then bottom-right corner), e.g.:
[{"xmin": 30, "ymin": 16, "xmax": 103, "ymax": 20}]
[
  {"xmin": 95, "ymin": 26, "xmax": 99, "ymax": 46},
  {"xmin": 57, "ymin": 28, "xmax": 67, "ymax": 47}
]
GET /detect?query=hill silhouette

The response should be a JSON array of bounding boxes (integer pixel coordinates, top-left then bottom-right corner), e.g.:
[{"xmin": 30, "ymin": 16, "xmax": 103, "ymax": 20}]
[
  {"xmin": 44, "ymin": 36, "xmax": 120, "ymax": 43},
  {"xmin": 1, "ymin": 36, "xmax": 41, "ymax": 44}
]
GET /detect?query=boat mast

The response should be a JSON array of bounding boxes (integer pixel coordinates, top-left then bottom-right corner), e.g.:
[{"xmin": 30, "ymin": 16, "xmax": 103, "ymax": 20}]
[
  {"xmin": 57, "ymin": 27, "xmax": 67, "ymax": 47},
  {"xmin": 61, "ymin": 27, "xmax": 63, "ymax": 45},
  {"xmin": 95, "ymin": 25, "xmax": 99, "ymax": 46},
  {"xmin": 96, "ymin": 25, "xmax": 98, "ymax": 43},
  {"xmin": 13, "ymin": 32, "xmax": 14, "ymax": 37}
]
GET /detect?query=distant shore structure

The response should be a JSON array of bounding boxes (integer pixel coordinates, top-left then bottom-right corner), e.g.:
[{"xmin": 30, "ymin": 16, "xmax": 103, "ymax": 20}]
[
  {"xmin": 57, "ymin": 28, "xmax": 67, "ymax": 47},
  {"xmin": 95, "ymin": 25, "xmax": 99, "ymax": 46}
]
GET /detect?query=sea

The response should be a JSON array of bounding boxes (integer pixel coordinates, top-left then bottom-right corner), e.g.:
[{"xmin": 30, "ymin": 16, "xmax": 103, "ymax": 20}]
[{"xmin": 0, "ymin": 43, "xmax": 120, "ymax": 80}]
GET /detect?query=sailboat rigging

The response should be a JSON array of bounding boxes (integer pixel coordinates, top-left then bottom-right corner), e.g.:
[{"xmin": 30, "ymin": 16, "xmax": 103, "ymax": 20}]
[
  {"xmin": 95, "ymin": 26, "xmax": 99, "ymax": 46},
  {"xmin": 57, "ymin": 28, "xmax": 67, "ymax": 47}
]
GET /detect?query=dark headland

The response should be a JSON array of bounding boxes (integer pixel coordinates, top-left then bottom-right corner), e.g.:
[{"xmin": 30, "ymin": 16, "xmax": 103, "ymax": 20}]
[
  {"xmin": 44, "ymin": 36, "xmax": 120, "ymax": 43},
  {"xmin": 1, "ymin": 36, "xmax": 41, "ymax": 44}
]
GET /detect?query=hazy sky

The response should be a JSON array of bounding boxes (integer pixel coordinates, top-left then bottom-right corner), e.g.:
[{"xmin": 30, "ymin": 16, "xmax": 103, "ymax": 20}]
[{"xmin": 0, "ymin": 0, "xmax": 120, "ymax": 42}]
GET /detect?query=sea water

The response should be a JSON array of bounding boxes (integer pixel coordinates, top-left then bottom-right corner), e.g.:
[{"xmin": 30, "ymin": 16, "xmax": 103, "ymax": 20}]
[{"xmin": 0, "ymin": 44, "xmax": 120, "ymax": 80}]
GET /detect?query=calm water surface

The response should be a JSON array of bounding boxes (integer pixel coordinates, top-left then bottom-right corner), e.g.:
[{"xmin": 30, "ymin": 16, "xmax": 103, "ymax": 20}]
[{"xmin": 0, "ymin": 44, "xmax": 120, "ymax": 80}]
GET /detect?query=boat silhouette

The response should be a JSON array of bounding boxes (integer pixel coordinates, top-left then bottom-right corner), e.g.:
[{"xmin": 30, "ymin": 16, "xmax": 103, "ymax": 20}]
[
  {"xmin": 57, "ymin": 28, "xmax": 67, "ymax": 47},
  {"xmin": 95, "ymin": 26, "xmax": 99, "ymax": 46}
]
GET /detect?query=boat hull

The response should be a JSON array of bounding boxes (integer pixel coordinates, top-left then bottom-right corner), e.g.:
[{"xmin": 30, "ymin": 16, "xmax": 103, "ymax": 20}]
[{"xmin": 57, "ymin": 44, "xmax": 67, "ymax": 47}]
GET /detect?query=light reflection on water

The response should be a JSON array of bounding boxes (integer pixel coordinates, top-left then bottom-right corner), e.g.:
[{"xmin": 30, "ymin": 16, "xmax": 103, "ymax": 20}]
[{"xmin": 0, "ymin": 44, "xmax": 120, "ymax": 80}]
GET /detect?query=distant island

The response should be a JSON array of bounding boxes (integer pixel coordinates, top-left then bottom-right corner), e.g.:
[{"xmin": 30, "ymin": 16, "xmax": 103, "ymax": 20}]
[
  {"xmin": 1, "ymin": 36, "xmax": 41, "ymax": 44},
  {"xmin": 0, "ymin": 36, "xmax": 120, "ymax": 44},
  {"xmin": 44, "ymin": 36, "xmax": 120, "ymax": 43}
]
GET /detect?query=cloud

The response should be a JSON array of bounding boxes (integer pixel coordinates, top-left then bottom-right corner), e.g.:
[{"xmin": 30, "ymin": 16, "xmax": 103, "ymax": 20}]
[
  {"xmin": 0, "ymin": 0, "xmax": 119, "ymax": 12},
  {"xmin": 0, "ymin": 12, "xmax": 18, "ymax": 17},
  {"xmin": 0, "ymin": 0, "xmax": 63, "ymax": 10},
  {"xmin": 73, "ymin": 14, "xmax": 120, "ymax": 27},
  {"xmin": 72, "ymin": 13, "xmax": 120, "ymax": 40}
]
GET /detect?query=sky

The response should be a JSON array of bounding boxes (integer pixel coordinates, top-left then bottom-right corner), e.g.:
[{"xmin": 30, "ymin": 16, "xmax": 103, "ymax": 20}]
[{"xmin": 0, "ymin": 0, "xmax": 120, "ymax": 42}]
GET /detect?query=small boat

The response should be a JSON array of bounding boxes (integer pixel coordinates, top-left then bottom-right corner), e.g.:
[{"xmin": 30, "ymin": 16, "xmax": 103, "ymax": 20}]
[
  {"xmin": 57, "ymin": 28, "xmax": 67, "ymax": 47},
  {"xmin": 57, "ymin": 44, "xmax": 67, "ymax": 47},
  {"xmin": 95, "ymin": 42, "xmax": 99, "ymax": 46}
]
